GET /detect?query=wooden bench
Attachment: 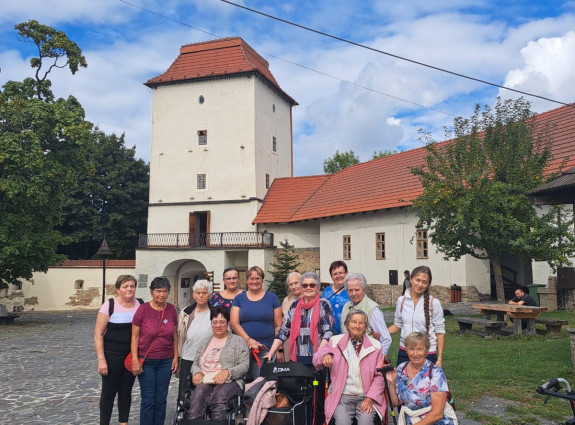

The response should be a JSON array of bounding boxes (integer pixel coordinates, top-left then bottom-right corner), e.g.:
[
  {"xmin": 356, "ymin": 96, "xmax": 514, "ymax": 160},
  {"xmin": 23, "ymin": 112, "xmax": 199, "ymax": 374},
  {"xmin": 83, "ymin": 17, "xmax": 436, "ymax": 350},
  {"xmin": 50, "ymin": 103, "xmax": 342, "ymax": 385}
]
[
  {"xmin": 0, "ymin": 304, "xmax": 20, "ymax": 325},
  {"xmin": 535, "ymin": 318, "xmax": 568, "ymax": 337},
  {"xmin": 454, "ymin": 316, "xmax": 506, "ymax": 337}
]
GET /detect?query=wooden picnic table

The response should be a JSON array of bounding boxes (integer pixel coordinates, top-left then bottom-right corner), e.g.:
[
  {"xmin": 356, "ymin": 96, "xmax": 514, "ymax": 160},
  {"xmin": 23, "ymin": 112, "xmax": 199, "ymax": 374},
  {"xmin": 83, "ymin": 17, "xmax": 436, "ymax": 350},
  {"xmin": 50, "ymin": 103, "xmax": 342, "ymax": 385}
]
[{"xmin": 472, "ymin": 303, "xmax": 548, "ymax": 335}]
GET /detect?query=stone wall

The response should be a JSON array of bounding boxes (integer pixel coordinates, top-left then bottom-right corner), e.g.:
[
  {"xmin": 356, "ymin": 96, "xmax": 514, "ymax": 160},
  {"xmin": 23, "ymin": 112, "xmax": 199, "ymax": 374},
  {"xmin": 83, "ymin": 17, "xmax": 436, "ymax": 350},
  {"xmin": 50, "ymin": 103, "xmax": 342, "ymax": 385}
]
[
  {"xmin": 284, "ymin": 247, "xmax": 320, "ymax": 274},
  {"xmin": 367, "ymin": 283, "xmax": 483, "ymax": 308},
  {"xmin": 0, "ymin": 288, "xmax": 25, "ymax": 313}
]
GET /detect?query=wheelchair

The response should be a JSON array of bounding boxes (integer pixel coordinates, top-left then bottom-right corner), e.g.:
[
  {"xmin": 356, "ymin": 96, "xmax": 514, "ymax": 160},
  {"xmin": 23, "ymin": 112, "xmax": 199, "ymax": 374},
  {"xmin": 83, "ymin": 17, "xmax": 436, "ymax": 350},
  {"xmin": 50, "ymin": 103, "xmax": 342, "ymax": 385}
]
[{"xmin": 171, "ymin": 374, "xmax": 245, "ymax": 425}]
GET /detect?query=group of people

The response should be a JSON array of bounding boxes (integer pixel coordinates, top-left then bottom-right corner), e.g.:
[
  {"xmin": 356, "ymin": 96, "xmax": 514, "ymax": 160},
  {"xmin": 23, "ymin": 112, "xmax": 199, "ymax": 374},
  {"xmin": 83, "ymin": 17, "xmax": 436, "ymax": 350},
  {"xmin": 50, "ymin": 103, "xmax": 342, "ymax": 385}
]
[{"xmin": 94, "ymin": 262, "xmax": 456, "ymax": 425}]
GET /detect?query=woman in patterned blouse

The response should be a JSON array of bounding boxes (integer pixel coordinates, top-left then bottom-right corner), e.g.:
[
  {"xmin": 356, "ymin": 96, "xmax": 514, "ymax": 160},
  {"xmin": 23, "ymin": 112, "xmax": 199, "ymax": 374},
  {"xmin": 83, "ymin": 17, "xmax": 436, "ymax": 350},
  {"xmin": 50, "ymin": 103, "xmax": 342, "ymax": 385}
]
[
  {"xmin": 384, "ymin": 332, "xmax": 456, "ymax": 425},
  {"xmin": 210, "ymin": 267, "xmax": 243, "ymax": 310}
]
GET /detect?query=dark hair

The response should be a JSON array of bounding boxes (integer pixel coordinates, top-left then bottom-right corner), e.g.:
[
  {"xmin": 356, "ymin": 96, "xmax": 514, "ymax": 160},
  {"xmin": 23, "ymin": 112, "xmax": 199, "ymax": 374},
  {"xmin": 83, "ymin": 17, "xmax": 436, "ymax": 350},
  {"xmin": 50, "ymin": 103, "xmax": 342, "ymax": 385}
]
[
  {"xmin": 411, "ymin": 266, "xmax": 432, "ymax": 332},
  {"xmin": 404, "ymin": 270, "xmax": 410, "ymax": 276},
  {"xmin": 223, "ymin": 267, "xmax": 239, "ymax": 277},
  {"xmin": 211, "ymin": 305, "xmax": 230, "ymax": 322},
  {"xmin": 115, "ymin": 275, "xmax": 137, "ymax": 289},
  {"xmin": 150, "ymin": 277, "xmax": 171, "ymax": 291},
  {"xmin": 329, "ymin": 260, "xmax": 348, "ymax": 275}
]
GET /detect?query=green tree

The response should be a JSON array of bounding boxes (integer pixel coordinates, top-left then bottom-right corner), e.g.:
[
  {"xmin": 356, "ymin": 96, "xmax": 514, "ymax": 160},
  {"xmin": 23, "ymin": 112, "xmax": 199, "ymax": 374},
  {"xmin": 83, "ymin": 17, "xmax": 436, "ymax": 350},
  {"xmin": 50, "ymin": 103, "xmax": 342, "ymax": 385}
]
[
  {"xmin": 323, "ymin": 150, "xmax": 360, "ymax": 173},
  {"xmin": 267, "ymin": 239, "xmax": 301, "ymax": 301},
  {"xmin": 58, "ymin": 130, "xmax": 149, "ymax": 259},
  {"xmin": 412, "ymin": 97, "xmax": 575, "ymax": 302},
  {"xmin": 372, "ymin": 149, "xmax": 397, "ymax": 159},
  {"xmin": 0, "ymin": 21, "xmax": 91, "ymax": 288}
]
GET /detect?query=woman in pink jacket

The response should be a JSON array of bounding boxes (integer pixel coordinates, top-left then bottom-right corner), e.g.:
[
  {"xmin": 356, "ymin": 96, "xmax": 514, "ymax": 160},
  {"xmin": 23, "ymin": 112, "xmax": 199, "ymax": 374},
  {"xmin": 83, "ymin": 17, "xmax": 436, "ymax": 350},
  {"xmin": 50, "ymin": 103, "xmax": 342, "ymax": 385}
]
[{"xmin": 312, "ymin": 310, "xmax": 386, "ymax": 425}]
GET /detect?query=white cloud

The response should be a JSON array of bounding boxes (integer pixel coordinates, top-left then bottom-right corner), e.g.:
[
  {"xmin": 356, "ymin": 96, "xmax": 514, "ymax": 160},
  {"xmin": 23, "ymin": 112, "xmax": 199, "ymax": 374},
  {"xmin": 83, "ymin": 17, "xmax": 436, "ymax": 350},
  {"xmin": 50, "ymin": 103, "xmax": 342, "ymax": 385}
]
[{"xmin": 501, "ymin": 31, "xmax": 575, "ymax": 112}]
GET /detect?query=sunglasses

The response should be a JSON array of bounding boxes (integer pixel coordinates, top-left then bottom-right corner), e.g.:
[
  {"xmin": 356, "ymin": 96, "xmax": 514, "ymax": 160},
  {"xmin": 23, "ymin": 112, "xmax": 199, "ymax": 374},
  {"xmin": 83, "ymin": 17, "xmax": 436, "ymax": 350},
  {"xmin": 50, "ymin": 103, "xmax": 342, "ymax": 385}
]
[{"xmin": 301, "ymin": 283, "xmax": 317, "ymax": 289}]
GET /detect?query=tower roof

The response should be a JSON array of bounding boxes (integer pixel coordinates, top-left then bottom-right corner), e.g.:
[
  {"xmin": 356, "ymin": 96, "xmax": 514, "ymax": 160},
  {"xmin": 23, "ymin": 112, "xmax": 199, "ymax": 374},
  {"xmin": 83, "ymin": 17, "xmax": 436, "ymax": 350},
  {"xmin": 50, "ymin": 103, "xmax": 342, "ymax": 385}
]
[{"xmin": 145, "ymin": 37, "xmax": 297, "ymax": 105}]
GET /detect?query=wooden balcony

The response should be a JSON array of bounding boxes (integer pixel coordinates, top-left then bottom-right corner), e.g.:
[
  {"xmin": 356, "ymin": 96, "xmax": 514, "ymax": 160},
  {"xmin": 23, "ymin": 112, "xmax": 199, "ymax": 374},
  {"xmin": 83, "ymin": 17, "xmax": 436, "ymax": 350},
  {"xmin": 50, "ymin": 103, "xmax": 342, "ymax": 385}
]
[{"xmin": 138, "ymin": 232, "xmax": 274, "ymax": 249}]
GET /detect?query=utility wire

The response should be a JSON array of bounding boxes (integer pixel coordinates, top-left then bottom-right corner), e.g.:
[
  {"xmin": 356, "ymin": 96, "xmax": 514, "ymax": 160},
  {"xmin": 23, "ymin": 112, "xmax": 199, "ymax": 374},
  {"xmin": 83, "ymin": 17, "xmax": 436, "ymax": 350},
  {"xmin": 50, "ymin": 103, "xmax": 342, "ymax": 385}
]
[
  {"xmin": 219, "ymin": 0, "xmax": 574, "ymax": 108},
  {"xmin": 118, "ymin": 0, "xmax": 457, "ymax": 117}
]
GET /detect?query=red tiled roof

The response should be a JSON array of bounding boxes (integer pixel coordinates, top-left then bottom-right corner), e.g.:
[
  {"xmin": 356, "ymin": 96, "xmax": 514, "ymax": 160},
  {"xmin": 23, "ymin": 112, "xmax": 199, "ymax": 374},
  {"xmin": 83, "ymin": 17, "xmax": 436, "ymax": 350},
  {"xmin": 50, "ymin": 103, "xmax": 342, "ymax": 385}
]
[
  {"xmin": 254, "ymin": 104, "xmax": 575, "ymax": 224},
  {"xmin": 145, "ymin": 37, "xmax": 297, "ymax": 105},
  {"xmin": 51, "ymin": 260, "xmax": 136, "ymax": 268}
]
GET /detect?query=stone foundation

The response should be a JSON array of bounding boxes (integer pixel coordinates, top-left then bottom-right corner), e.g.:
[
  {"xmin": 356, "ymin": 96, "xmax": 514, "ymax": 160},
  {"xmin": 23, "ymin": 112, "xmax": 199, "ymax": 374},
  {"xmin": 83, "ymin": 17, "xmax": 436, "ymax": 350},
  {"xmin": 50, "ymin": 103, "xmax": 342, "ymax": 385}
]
[
  {"xmin": 66, "ymin": 287, "xmax": 100, "ymax": 307},
  {"xmin": 366, "ymin": 283, "xmax": 483, "ymax": 308},
  {"xmin": 538, "ymin": 276, "xmax": 558, "ymax": 311},
  {"xmin": 0, "ymin": 288, "xmax": 26, "ymax": 313}
]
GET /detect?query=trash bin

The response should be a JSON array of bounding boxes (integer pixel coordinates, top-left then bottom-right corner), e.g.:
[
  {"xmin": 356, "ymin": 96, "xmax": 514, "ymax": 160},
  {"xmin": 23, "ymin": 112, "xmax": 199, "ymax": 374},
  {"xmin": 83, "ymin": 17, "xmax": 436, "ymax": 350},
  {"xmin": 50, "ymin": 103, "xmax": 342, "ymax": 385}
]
[
  {"xmin": 526, "ymin": 284, "xmax": 546, "ymax": 306},
  {"xmin": 450, "ymin": 284, "xmax": 462, "ymax": 303}
]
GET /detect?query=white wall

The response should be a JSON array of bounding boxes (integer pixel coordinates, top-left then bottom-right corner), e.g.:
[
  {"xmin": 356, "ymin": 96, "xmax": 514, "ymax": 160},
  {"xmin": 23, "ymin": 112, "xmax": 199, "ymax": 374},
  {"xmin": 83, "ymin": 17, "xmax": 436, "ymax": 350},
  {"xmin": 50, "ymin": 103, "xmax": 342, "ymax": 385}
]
[
  {"xmin": 12, "ymin": 264, "xmax": 135, "ymax": 311},
  {"xmin": 259, "ymin": 222, "xmax": 320, "ymax": 248},
  {"xmin": 147, "ymin": 201, "xmax": 260, "ymax": 234},
  {"xmin": 317, "ymin": 209, "xmax": 490, "ymax": 291}
]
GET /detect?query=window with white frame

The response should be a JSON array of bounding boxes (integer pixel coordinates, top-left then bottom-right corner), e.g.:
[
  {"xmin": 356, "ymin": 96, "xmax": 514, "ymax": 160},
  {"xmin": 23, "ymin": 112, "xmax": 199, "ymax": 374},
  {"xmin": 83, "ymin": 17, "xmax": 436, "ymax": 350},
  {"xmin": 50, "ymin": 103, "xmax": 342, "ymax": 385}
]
[{"xmin": 272, "ymin": 136, "xmax": 277, "ymax": 152}]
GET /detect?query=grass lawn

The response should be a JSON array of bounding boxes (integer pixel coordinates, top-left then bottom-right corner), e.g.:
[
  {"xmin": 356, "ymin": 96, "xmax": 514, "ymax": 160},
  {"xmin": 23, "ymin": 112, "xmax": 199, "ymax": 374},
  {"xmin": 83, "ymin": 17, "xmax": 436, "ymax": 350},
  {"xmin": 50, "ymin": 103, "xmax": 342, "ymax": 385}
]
[{"xmin": 384, "ymin": 309, "xmax": 575, "ymax": 424}]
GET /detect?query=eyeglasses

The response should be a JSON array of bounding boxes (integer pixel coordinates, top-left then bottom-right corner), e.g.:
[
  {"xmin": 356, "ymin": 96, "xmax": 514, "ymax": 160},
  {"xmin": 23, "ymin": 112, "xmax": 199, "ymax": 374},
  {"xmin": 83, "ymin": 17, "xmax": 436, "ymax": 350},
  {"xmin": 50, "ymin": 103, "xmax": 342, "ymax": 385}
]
[
  {"xmin": 224, "ymin": 277, "xmax": 239, "ymax": 281},
  {"xmin": 301, "ymin": 283, "xmax": 317, "ymax": 289},
  {"xmin": 211, "ymin": 320, "xmax": 227, "ymax": 326}
]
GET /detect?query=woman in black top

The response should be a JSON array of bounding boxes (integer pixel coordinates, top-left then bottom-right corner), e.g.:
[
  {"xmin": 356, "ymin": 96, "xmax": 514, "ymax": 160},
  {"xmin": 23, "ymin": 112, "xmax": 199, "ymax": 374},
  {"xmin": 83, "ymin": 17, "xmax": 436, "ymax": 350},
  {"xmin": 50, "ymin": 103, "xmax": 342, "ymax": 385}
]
[{"xmin": 94, "ymin": 275, "xmax": 143, "ymax": 425}]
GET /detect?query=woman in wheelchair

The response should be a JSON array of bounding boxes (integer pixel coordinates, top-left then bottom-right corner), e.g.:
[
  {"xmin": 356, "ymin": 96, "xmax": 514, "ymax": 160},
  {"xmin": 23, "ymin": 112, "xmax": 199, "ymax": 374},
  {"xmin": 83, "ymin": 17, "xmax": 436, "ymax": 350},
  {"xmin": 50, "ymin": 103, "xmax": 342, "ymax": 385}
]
[
  {"xmin": 313, "ymin": 310, "xmax": 386, "ymax": 425},
  {"xmin": 187, "ymin": 306, "xmax": 250, "ymax": 420}
]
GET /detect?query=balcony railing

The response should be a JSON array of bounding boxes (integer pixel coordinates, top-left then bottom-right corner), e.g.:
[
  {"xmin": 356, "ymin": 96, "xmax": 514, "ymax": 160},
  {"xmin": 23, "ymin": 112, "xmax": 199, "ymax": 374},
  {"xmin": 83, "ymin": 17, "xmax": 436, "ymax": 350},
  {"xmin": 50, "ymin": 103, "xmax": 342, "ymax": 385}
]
[{"xmin": 138, "ymin": 232, "xmax": 274, "ymax": 249}]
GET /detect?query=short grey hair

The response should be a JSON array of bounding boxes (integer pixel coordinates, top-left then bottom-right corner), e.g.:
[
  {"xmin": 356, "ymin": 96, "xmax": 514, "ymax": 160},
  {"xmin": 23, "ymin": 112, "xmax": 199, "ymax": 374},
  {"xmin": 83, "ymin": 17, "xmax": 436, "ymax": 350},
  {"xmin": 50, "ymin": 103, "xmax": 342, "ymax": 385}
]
[
  {"xmin": 344, "ymin": 273, "xmax": 367, "ymax": 291},
  {"xmin": 192, "ymin": 279, "xmax": 213, "ymax": 294},
  {"xmin": 343, "ymin": 309, "xmax": 368, "ymax": 330},
  {"xmin": 404, "ymin": 332, "xmax": 430, "ymax": 352},
  {"xmin": 286, "ymin": 272, "xmax": 301, "ymax": 284},
  {"xmin": 300, "ymin": 271, "xmax": 320, "ymax": 287}
]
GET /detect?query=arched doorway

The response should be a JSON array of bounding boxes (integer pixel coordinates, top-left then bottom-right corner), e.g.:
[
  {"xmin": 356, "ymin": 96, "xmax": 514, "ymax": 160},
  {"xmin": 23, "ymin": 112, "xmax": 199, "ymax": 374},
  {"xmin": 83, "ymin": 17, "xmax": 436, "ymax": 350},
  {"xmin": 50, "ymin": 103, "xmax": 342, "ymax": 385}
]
[{"xmin": 162, "ymin": 259, "xmax": 207, "ymax": 309}]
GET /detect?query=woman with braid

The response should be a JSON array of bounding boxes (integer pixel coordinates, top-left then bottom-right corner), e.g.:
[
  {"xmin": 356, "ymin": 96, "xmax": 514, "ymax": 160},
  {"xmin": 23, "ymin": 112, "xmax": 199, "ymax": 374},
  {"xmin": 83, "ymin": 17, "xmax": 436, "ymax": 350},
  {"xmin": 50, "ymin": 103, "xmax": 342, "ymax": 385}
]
[{"xmin": 387, "ymin": 266, "xmax": 446, "ymax": 367}]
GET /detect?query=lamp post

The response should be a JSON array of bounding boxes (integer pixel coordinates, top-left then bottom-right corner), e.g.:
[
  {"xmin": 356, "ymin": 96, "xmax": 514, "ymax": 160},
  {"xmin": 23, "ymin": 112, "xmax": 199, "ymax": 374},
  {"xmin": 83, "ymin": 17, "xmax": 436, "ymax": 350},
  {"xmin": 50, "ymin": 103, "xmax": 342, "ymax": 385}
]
[{"xmin": 97, "ymin": 238, "xmax": 112, "ymax": 304}]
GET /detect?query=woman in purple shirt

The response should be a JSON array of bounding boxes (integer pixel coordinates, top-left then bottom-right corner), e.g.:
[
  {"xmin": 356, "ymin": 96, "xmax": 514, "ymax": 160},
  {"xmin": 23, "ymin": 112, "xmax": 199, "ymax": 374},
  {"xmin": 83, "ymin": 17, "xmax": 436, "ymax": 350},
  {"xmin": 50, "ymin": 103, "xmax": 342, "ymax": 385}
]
[{"xmin": 130, "ymin": 277, "xmax": 178, "ymax": 425}]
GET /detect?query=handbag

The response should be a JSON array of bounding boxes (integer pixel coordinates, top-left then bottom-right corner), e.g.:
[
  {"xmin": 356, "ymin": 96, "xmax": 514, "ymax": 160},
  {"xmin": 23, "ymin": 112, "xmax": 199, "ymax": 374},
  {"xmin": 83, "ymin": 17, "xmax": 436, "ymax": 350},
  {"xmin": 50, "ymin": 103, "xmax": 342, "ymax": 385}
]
[{"xmin": 124, "ymin": 306, "xmax": 166, "ymax": 372}]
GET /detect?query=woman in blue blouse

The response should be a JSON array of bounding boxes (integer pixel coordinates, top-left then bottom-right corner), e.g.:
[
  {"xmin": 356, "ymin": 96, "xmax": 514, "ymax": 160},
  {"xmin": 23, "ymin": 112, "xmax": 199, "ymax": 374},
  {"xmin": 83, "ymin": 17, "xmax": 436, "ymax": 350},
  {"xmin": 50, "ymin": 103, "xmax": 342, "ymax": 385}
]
[
  {"xmin": 384, "ymin": 332, "xmax": 456, "ymax": 425},
  {"xmin": 321, "ymin": 260, "xmax": 349, "ymax": 334}
]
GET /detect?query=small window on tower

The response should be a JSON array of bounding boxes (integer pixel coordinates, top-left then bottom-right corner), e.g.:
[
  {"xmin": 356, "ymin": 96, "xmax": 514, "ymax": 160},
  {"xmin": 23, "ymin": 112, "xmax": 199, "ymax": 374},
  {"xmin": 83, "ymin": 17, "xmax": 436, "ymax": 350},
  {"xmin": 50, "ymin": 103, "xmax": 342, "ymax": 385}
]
[
  {"xmin": 197, "ymin": 174, "xmax": 206, "ymax": 190},
  {"xmin": 272, "ymin": 137, "xmax": 277, "ymax": 152},
  {"xmin": 198, "ymin": 130, "xmax": 207, "ymax": 145},
  {"xmin": 266, "ymin": 174, "xmax": 270, "ymax": 189}
]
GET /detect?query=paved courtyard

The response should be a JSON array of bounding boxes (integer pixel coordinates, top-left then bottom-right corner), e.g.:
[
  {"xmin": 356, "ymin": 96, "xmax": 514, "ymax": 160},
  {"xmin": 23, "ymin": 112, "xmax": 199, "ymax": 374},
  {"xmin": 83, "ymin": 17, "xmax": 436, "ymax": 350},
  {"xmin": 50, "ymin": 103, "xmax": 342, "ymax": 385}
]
[
  {"xmin": 0, "ymin": 310, "xmax": 177, "ymax": 425},
  {"xmin": 0, "ymin": 308, "xmax": 486, "ymax": 425}
]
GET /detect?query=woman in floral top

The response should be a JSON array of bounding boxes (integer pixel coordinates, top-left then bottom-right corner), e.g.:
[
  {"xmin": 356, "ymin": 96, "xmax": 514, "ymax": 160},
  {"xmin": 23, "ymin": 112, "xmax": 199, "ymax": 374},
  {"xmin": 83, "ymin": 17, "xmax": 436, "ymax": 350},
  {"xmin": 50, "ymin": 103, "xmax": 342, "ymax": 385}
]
[
  {"xmin": 210, "ymin": 267, "xmax": 243, "ymax": 310},
  {"xmin": 384, "ymin": 332, "xmax": 456, "ymax": 425}
]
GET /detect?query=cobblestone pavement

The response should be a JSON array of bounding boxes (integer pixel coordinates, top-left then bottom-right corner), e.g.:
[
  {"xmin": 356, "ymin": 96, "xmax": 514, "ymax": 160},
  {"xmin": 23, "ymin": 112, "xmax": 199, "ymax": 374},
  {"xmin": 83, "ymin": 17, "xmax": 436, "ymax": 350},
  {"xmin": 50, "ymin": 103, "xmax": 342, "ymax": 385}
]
[
  {"xmin": 0, "ymin": 306, "xmax": 483, "ymax": 425},
  {"xmin": 0, "ymin": 310, "xmax": 177, "ymax": 425}
]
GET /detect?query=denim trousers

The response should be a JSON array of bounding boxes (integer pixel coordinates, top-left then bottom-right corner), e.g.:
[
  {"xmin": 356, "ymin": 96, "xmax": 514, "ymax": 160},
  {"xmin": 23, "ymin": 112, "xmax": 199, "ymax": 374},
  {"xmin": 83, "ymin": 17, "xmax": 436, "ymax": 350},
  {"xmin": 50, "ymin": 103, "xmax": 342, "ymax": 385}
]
[{"xmin": 137, "ymin": 357, "xmax": 173, "ymax": 425}]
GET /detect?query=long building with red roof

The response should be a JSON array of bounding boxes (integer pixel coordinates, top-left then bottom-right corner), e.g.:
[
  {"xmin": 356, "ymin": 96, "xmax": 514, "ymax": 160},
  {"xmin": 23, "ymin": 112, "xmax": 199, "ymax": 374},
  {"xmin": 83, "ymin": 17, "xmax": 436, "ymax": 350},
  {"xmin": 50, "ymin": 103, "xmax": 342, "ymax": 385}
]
[{"xmin": 253, "ymin": 104, "xmax": 575, "ymax": 302}]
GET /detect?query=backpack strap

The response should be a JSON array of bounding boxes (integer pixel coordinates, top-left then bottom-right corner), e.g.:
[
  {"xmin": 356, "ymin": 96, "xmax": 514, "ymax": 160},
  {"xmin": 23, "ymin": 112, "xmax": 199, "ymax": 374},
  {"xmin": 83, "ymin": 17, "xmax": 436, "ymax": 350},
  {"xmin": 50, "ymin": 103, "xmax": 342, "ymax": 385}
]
[
  {"xmin": 108, "ymin": 298, "xmax": 115, "ymax": 316},
  {"xmin": 109, "ymin": 298, "xmax": 144, "ymax": 317}
]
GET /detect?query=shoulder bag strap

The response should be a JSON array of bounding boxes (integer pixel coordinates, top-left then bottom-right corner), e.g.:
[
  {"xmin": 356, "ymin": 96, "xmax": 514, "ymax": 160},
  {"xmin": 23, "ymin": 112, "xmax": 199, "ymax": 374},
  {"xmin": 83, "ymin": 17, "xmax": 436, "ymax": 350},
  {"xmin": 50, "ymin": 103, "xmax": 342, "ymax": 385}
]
[{"xmin": 142, "ymin": 307, "xmax": 166, "ymax": 359}]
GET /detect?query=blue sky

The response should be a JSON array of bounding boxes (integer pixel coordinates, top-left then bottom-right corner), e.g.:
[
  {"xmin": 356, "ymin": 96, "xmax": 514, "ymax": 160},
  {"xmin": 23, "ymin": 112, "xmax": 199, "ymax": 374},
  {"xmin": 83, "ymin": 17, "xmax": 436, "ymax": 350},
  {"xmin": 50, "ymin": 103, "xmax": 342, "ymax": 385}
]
[{"xmin": 1, "ymin": 0, "xmax": 574, "ymax": 175}]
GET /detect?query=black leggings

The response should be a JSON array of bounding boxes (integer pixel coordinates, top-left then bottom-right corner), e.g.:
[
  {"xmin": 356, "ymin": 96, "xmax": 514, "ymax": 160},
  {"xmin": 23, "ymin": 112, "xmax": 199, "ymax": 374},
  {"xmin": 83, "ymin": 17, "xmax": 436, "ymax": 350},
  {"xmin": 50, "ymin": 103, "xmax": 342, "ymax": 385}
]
[{"xmin": 100, "ymin": 351, "xmax": 137, "ymax": 425}]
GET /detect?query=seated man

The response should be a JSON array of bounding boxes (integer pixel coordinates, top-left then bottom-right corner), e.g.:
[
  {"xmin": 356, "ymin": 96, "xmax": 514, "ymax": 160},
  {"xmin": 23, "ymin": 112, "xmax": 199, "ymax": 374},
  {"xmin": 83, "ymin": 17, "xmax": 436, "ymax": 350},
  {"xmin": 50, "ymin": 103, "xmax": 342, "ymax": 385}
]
[
  {"xmin": 508, "ymin": 288, "xmax": 537, "ymax": 330},
  {"xmin": 508, "ymin": 288, "xmax": 537, "ymax": 306}
]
